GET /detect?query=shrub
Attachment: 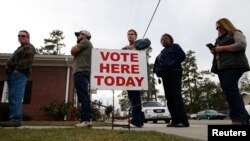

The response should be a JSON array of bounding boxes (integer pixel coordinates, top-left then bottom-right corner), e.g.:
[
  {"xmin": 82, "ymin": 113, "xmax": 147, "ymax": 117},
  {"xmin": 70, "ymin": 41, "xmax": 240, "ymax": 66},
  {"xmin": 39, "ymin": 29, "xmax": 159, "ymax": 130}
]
[{"xmin": 42, "ymin": 101, "xmax": 69, "ymax": 120}]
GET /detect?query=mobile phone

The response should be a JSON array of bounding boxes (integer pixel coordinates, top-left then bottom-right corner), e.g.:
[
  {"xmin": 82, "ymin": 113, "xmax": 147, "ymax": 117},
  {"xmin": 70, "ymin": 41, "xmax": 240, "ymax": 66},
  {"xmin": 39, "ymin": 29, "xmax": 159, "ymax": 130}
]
[{"xmin": 206, "ymin": 43, "xmax": 215, "ymax": 49}]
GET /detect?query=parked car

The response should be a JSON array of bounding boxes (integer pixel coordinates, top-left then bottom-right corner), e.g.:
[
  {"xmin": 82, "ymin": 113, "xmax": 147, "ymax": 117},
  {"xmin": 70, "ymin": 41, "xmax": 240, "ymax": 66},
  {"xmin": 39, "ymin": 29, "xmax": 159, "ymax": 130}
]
[
  {"xmin": 196, "ymin": 109, "xmax": 226, "ymax": 120},
  {"xmin": 142, "ymin": 101, "xmax": 171, "ymax": 123},
  {"xmin": 189, "ymin": 113, "xmax": 197, "ymax": 119}
]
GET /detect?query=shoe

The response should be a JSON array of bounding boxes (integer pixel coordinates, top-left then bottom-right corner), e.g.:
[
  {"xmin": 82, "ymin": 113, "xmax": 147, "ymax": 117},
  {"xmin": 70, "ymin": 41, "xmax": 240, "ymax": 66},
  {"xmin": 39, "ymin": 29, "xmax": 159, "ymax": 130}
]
[
  {"xmin": 174, "ymin": 123, "xmax": 189, "ymax": 127},
  {"xmin": 0, "ymin": 120, "xmax": 21, "ymax": 127},
  {"xmin": 75, "ymin": 121, "xmax": 92, "ymax": 127},
  {"xmin": 123, "ymin": 123, "xmax": 143, "ymax": 128},
  {"xmin": 166, "ymin": 123, "xmax": 176, "ymax": 127}
]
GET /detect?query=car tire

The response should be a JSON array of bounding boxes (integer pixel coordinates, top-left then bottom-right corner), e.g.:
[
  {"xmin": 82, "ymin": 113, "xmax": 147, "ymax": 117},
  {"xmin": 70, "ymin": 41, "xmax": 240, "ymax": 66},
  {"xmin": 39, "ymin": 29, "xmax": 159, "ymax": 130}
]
[
  {"xmin": 153, "ymin": 120, "xmax": 157, "ymax": 123},
  {"xmin": 207, "ymin": 116, "xmax": 210, "ymax": 120},
  {"xmin": 144, "ymin": 119, "xmax": 148, "ymax": 123}
]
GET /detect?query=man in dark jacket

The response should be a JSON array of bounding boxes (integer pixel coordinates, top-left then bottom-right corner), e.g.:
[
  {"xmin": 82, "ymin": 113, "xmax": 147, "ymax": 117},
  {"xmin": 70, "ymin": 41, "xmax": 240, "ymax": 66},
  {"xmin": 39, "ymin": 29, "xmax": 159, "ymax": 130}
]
[{"xmin": 0, "ymin": 30, "xmax": 35, "ymax": 127}]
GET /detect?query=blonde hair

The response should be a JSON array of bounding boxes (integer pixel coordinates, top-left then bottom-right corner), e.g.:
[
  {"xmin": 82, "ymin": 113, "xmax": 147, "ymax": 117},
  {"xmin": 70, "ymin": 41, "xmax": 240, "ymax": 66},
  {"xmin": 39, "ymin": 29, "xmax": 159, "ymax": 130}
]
[{"xmin": 216, "ymin": 18, "xmax": 237, "ymax": 36}]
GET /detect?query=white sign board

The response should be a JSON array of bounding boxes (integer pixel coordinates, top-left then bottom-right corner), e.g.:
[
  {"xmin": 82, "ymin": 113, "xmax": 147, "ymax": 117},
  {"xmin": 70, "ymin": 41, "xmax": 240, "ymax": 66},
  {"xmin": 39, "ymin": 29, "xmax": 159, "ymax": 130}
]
[{"xmin": 91, "ymin": 48, "xmax": 148, "ymax": 90}]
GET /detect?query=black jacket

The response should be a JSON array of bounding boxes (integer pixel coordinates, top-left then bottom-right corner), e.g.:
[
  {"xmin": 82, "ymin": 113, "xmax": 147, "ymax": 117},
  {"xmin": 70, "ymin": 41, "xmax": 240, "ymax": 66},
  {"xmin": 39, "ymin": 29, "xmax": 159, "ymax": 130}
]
[{"xmin": 153, "ymin": 43, "xmax": 186, "ymax": 77}]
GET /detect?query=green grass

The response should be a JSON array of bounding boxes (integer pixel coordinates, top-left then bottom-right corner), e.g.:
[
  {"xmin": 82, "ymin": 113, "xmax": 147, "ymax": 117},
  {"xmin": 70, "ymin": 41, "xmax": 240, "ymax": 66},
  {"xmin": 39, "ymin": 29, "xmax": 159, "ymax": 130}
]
[
  {"xmin": 0, "ymin": 121, "xmax": 199, "ymax": 141},
  {"xmin": 21, "ymin": 121, "xmax": 112, "ymax": 126}
]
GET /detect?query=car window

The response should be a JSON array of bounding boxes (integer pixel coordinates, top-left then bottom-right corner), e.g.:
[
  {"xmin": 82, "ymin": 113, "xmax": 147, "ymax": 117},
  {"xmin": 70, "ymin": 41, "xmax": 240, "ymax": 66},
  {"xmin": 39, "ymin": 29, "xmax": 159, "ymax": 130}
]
[{"xmin": 143, "ymin": 102, "xmax": 163, "ymax": 107}]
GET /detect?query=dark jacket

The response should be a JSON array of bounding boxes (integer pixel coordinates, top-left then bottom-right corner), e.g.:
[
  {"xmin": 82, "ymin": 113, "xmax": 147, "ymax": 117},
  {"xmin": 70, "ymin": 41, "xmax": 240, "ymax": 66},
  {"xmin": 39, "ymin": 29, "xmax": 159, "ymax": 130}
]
[
  {"xmin": 153, "ymin": 43, "xmax": 186, "ymax": 77},
  {"xmin": 211, "ymin": 31, "xmax": 250, "ymax": 73},
  {"xmin": 6, "ymin": 44, "xmax": 36, "ymax": 77}
]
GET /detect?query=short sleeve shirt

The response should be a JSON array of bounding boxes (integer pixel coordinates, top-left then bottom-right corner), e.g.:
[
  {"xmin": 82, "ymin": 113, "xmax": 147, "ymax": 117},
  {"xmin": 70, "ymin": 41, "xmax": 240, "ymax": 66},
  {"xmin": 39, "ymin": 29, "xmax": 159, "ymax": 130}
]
[{"xmin": 73, "ymin": 39, "xmax": 93, "ymax": 73}]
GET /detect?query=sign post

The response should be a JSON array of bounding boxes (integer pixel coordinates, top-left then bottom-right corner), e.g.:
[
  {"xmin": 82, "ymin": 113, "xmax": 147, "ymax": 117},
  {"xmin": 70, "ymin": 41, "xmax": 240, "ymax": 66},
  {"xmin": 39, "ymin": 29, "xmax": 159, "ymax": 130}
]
[{"xmin": 91, "ymin": 48, "xmax": 148, "ymax": 129}]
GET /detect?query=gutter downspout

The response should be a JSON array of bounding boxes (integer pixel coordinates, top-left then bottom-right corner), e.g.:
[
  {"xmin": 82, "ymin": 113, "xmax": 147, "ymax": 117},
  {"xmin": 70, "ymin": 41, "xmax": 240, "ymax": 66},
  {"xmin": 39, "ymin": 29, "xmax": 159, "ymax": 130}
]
[{"xmin": 64, "ymin": 57, "xmax": 70, "ymax": 120}]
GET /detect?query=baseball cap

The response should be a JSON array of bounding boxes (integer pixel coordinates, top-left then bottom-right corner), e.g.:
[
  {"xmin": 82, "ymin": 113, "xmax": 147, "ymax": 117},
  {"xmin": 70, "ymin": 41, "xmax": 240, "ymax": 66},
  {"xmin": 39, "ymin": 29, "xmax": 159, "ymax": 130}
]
[{"xmin": 75, "ymin": 30, "xmax": 91, "ymax": 38}]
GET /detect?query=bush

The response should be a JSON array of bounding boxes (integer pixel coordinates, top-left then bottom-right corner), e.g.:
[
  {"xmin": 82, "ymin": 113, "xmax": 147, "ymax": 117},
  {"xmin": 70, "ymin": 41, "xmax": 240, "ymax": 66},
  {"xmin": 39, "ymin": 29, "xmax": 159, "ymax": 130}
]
[
  {"xmin": 42, "ymin": 101, "xmax": 70, "ymax": 120},
  {"xmin": 91, "ymin": 107, "xmax": 101, "ymax": 121}
]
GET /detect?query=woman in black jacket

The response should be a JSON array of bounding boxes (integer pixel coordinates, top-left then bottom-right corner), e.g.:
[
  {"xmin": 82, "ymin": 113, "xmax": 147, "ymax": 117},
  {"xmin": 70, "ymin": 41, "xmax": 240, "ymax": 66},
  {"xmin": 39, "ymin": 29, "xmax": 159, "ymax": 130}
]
[
  {"xmin": 209, "ymin": 18, "xmax": 250, "ymax": 125},
  {"xmin": 153, "ymin": 33, "xmax": 189, "ymax": 127}
]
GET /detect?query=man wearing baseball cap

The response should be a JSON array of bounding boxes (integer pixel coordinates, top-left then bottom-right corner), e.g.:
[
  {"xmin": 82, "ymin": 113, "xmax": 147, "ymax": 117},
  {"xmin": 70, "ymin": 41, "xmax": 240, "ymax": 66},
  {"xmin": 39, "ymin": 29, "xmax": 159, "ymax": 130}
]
[{"xmin": 71, "ymin": 30, "xmax": 93, "ymax": 127}]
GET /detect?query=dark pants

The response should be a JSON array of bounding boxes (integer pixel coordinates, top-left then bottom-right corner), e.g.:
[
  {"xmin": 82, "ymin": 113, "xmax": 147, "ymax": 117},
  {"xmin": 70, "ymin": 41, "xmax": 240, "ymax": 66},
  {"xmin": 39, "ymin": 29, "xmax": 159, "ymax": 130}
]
[
  {"xmin": 74, "ymin": 71, "xmax": 91, "ymax": 122},
  {"xmin": 128, "ymin": 90, "xmax": 143, "ymax": 126},
  {"xmin": 162, "ymin": 71, "xmax": 189, "ymax": 125},
  {"xmin": 218, "ymin": 68, "xmax": 249, "ymax": 124}
]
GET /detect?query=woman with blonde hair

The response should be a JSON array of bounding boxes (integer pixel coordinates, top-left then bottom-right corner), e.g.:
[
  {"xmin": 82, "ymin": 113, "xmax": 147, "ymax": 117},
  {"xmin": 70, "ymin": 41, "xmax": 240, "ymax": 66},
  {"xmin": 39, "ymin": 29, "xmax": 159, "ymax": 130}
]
[{"xmin": 209, "ymin": 18, "xmax": 250, "ymax": 125}]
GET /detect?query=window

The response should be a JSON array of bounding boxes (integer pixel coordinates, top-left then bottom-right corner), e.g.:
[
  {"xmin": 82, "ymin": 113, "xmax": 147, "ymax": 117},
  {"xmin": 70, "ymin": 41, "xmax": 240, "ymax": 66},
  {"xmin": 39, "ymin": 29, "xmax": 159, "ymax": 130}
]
[{"xmin": 0, "ymin": 81, "xmax": 33, "ymax": 104}]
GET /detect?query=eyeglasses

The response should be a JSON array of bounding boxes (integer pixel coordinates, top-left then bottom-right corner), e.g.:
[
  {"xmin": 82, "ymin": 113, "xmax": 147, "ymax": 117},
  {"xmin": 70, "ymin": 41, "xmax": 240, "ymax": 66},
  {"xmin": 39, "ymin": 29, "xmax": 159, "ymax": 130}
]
[
  {"xmin": 216, "ymin": 26, "xmax": 222, "ymax": 30},
  {"xmin": 18, "ymin": 35, "xmax": 27, "ymax": 38}
]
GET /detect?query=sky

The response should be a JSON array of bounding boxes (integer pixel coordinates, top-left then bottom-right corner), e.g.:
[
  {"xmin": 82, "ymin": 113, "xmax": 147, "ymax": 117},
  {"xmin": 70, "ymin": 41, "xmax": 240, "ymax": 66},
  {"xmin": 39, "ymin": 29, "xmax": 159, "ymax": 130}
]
[{"xmin": 1, "ymin": 0, "xmax": 250, "ymax": 111}]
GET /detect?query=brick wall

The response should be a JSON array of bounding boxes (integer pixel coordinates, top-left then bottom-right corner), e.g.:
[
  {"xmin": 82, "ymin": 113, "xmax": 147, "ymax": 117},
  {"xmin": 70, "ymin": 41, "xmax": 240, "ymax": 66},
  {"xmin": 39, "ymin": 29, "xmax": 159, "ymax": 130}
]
[{"xmin": 0, "ymin": 65, "xmax": 75, "ymax": 120}]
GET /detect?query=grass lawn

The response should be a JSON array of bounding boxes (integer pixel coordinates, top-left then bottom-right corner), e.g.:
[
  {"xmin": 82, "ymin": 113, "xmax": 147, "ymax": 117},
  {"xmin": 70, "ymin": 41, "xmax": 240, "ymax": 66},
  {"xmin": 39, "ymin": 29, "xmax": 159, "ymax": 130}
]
[{"xmin": 0, "ymin": 121, "xmax": 198, "ymax": 141}]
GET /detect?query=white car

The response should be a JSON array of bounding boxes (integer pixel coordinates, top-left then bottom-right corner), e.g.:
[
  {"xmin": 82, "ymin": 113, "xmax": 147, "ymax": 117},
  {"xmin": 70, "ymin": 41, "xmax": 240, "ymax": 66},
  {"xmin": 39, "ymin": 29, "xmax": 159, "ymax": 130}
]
[{"xmin": 142, "ymin": 101, "xmax": 171, "ymax": 123}]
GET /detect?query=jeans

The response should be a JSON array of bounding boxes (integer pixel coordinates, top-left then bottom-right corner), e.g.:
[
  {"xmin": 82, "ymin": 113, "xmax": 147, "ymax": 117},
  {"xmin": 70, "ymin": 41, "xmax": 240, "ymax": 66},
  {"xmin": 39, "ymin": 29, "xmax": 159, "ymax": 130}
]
[
  {"xmin": 7, "ymin": 72, "xmax": 28, "ymax": 123},
  {"xmin": 128, "ymin": 90, "xmax": 143, "ymax": 126},
  {"xmin": 74, "ymin": 71, "xmax": 91, "ymax": 122},
  {"xmin": 162, "ymin": 71, "xmax": 189, "ymax": 125},
  {"xmin": 218, "ymin": 68, "xmax": 249, "ymax": 124}
]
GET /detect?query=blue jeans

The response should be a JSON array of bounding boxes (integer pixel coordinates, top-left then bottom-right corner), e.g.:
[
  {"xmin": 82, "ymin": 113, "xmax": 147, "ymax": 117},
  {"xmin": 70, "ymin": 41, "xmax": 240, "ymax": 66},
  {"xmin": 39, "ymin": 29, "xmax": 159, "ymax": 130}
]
[
  {"xmin": 218, "ymin": 69, "xmax": 249, "ymax": 124},
  {"xmin": 74, "ymin": 71, "xmax": 91, "ymax": 122},
  {"xmin": 128, "ymin": 90, "xmax": 143, "ymax": 126},
  {"xmin": 7, "ymin": 72, "xmax": 28, "ymax": 123}
]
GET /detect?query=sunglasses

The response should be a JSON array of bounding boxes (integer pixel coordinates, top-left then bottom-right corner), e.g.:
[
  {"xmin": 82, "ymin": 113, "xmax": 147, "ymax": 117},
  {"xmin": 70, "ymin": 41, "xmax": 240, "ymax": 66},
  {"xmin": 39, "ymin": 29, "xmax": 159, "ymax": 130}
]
[
  {"xmin": 18, "ymin": 35, "xmax": 27, "ymax": 38},
  {"xmin": 216, "ymin": 26, "xmax": 222, "ymax": 30}
]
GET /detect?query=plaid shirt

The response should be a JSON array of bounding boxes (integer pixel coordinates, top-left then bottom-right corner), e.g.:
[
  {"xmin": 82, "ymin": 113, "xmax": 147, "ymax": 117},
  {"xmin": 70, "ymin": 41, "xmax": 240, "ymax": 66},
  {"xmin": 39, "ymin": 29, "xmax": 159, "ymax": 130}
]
[{"xmin": 6, "ymin": 44, "xmax": 36, "ymax": 77}]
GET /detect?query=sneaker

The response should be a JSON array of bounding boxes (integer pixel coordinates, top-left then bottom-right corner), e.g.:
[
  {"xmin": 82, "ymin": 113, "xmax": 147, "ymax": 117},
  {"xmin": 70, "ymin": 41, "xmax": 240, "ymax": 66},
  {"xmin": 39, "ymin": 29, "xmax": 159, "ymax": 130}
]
[
  {"xmin": 75, "ymin": 121, "xmax": 92, "ymax": 127},
  {"xmin": 0, "ymin": 120, "xmax": 21, "ymax": 127},
  {"xmin": 129, "ymin": 123, "xmax": 143, "ymax": 128}
]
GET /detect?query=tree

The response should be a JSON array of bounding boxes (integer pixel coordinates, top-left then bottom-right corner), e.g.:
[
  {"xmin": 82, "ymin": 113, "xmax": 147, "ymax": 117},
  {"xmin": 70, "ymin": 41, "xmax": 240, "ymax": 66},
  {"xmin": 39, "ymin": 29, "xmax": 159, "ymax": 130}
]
[
  {"xmin": 36, "ymin": 29, "xmax": 65, "ymax": 55},
  {"xmin": 119, "ymin": 91, "xmax": 131, "ymax": 112},
  {"xmin": 182, "ymin": 50, "xmax": 227, "ymax": 113},
  {"xmin": 240, "ymin": 72, "xmax": 250, "ymax": 92},
  {"xmin": 182, "ymin": 50, "xmax": 200, "ymax": 113}
]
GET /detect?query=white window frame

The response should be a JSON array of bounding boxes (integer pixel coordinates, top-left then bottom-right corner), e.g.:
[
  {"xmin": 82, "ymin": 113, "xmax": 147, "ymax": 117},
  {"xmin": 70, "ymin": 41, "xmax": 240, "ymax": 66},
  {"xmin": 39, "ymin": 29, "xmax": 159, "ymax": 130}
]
[{"xmin": 1, "ymin": 81, "xmax": 9, "ymax": 103}]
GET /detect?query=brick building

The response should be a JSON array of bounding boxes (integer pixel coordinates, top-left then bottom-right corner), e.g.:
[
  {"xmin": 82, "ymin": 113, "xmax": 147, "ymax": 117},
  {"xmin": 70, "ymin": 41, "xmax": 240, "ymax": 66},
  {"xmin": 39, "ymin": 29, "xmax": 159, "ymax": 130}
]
[{"xmin": 0, "ymin": 53, "xmax": 75, "ymax": 120}]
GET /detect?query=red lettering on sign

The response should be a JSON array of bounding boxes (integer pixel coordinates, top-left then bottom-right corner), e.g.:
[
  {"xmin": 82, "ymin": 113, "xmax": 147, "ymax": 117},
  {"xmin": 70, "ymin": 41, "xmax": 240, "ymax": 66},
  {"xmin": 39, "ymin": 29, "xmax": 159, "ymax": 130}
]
[
  {"xmin": 121, "ymin": 64, "xmax": 130, "ymax": 73},
  {"xmin": 100, "ymin": 51, "xmax": 139, "ymax": 62},
  {"xmin": 94, "ymin": 76, "xmax": 144, "ymax": 87},
  {"xmin": 131, "ymin": 65, "xmax": 139, "ymax": 74},
  {"xmin": 120, "ymin": 52, "xmax": 129, "ymax": 62},
  {"xmin": 100, "ymin": 63, "xmax": 109, "ymax": 73},
  {"xmin": 111, "ymin": 64, "xmax": 119, "ymax": 73},
  {"xmin": 100, "ymin": 51, "xmax": 110, "ymax": 61},
  {"xmin": 104, "ymin": 76, "xmax": 114, "ymax": 86},
  {"xmin": 131, "ymin": 53, "xmax": 138, "ymax": 62},
  {"xmin": 94, "ymin": 76, "xmax": 104, "ymax": 85}
]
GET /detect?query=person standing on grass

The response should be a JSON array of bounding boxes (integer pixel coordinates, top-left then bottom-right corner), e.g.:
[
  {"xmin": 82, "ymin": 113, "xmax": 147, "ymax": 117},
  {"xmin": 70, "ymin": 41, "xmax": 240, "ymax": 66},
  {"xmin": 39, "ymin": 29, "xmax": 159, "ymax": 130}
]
[
  {"xmin": 153, "ymin": 33, "xmax": 189, "ymax": 127},
  {"xmin": 0, "ymin": 30, "xmax": 35, "ymax": 127},
  {"xmin": 71, "ymin": 30, "xmax": 93, "ymax": 127},
  {"xmin": 209, "ymin": 18, "xmax": 250, "ymax": 125},
  {"xmin": 122, "ymin": 29, "xmax": 151, "ymax": 128}
]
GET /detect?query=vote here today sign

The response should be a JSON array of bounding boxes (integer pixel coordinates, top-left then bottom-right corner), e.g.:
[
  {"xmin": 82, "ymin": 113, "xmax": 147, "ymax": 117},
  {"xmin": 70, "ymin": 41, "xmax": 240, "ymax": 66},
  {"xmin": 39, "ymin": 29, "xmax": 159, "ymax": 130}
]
[{"xmin": 91, "ymin": 48, "xmax": 148, "ymax": 90}]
